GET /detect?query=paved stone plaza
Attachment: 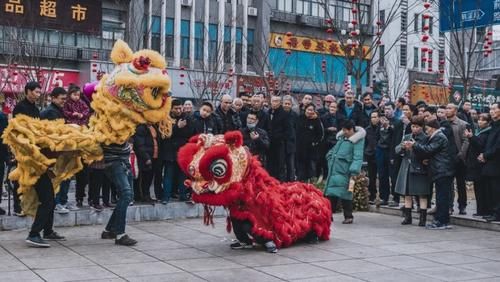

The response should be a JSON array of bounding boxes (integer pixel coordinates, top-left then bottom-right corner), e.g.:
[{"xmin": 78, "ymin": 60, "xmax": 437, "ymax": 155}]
[{"xmin": 1, "ymin": 212, "xmax": 500, "ymax": 282}]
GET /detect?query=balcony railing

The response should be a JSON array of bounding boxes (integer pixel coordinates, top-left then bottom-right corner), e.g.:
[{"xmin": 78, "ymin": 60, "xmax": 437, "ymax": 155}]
[{"xmin": 0, "ymin": 40, "xmax": 110, "ymax": 61}]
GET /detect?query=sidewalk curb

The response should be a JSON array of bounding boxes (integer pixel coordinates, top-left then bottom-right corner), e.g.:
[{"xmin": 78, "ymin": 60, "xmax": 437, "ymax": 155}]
[
  {"xmin": 0, "ymin": 202, "xmax": 226, "ymax": 231},
  {"xmin": 369, "ymin": 205, "xmax": 500, "ymax": 232}
]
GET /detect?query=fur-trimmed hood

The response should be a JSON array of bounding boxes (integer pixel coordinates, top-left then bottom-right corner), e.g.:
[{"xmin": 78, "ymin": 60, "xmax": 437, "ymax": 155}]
[{"xmin": 336, "ymin": 126, "xmax": 366, "ymax": 144}]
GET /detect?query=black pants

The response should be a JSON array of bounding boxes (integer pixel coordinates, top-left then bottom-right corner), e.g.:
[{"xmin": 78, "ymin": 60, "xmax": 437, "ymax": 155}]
[
  {"xmin": 285, "ymin": 152, "xmax": 296, "ymax": 182},
  {"xmin": 268, "ymin": 141, "xmax": 286, "ymax": 181},
  {"xmin": 366, "ymin": 156, "xmax": 377, "ymax": 201},
  {"xmin": 329, "ymin": 196, "xmax": 353, "ymax": 219},
  {"xmin": 486, "ymin": 177, "xmax": 500, "ymax": 218},
  {"xmin": 0, "ymin": 160, "xmax": 4, "ymax": 204},
  {"xmin": 89, "ymin": 168, "xmax": 113, "ymax": 205},
  {"xmin": 297, "ymin": 156, "xmax": 316, "ymax": 182},
  {"xmin": 13, "ymin": 180, "xmax": 22, "ymax": 213},
  {"xmin": 451, "ymin": 160, "xmax": 467, "ymax": 210},
  {"xmin": 231, "ymin": 218, "xmax": 268, "ymax": 245},
  {"xmin": 75, "ymin": 166, "xmax": 89, "ymax": 203},
  {"xmin": 474, "ymin": 179, "xmax": 488, "ymax": 215},
  {"xmin": 435, "ymin": 176, "xmax": 453, "ymax": 225},
  {"xmin": 29, "ymin": 173, "xmax": 55, "ymax": 237},
  {"xmin": 138, "ymin": 158, "xmax": 162, "ymax": 201},
  {"xmin": 318, "ymin": 143, "xmax": 333, "ymax": 180}
]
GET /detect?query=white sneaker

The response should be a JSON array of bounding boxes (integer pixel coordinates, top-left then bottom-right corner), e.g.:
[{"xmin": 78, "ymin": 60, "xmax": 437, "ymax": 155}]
[
  {"xmin": 55, "ymin": 204, "xmax": 69, "ymax": 214},
  {"xmin": 65, "ymin": 203, "xmax": 79, "ymax": 211}
]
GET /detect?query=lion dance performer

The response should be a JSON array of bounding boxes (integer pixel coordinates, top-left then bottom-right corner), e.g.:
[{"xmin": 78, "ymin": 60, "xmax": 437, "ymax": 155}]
[
  {"xmin": 178, "ymin": 131, "xmax": 332, "ymax": 253},
  {"xmin": 2, "ymin": 40, "xmax": 172, "ymax": 247}
]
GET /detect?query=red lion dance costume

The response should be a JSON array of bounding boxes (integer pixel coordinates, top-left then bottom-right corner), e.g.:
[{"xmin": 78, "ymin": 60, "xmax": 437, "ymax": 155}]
[{"xmin": 178, "ymin": 131, "xmax": 332, "ymax": 249}]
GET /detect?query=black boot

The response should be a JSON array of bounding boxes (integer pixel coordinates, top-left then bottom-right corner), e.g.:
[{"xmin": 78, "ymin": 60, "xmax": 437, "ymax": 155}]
[
  {"xmin": 401, "ymin": 208, "xmax": 412, "ymax": 225},
  {"xmin": 419, "ymin": 209, "xmax": 427, "ymax": 227}
]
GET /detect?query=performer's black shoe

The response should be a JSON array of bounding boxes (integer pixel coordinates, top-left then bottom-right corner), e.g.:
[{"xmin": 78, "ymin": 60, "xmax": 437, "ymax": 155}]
[{"xmin": 230, "ymin": 241, "xmax": 253, "ymax": 249}]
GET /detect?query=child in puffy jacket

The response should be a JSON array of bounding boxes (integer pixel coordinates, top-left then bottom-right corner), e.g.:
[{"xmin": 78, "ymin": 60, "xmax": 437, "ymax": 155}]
[{"xmin": 64, "ymin": 85, "xmax": 90, "ymax": 126}]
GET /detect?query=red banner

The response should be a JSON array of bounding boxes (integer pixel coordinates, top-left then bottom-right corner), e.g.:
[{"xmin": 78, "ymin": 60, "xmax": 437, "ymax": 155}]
[{"xmin": 0, "ymin": 66, "xmax": 80, "ymax": 94}]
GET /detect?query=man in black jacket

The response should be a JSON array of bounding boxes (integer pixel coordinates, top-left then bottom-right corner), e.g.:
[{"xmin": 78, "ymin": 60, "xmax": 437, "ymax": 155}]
[
  {"xmin": 360, "ymin": 93, "xmax": 378, "ymax": 128},
  {"xmin": 133, "ymin": 123, "xmax": 161, "ymax": 203},
  {"xmin": 337, "ymin": 90, "xmax": 363, "ymax": 126},
  {"xmin": 247, "ymin": 93, "xmax": 270, "ymax": 132},
  {"xmin": 480, "ymin": 103, "xmax": 500, "ymax": 222},
  {"xmin": 267, "ymin": 96, "xmax": 292, "ymax": 181},
  {"xmin": 215, "ymin": 94, "xmax": 242, "ymax": 133},
  {"xmin": 15, "ymin": 83, "xmax": 66, "ymax": 247},
  {"xmin": 192, "ymin": 102, "xmax": 219, "ymax": 135},
  {"xmin": 365, "ymin": 111, "xmax": 380, "ymax": 203},
  {"xmin": 40, "ymin": 87, "xmax": 67, "ymax": 120},
  {"xmin": 283, "ymin": 95, "xmax": 298, "ymax": 181},
  {"xmin": 160, "ymin": 99, "xmax": 195, "ymax": 203},
  {"xmin": 407, "ymin": 119, "xmax": 454, "ymax": 229},
  {"xmin": 241, "ymin": 112, "xmax": 270, "ymax": 164}
]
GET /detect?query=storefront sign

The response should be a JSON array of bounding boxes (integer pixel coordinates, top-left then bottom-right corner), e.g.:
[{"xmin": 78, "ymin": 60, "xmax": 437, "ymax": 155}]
[
  {"xmin": 0, "ymin": 66, "xmax": 80, "ymax": 94},
  {"xmin": 0, "ymin": 0, "xmax": 102, "ymax": 34},
  {"xmin": 269, "ymin": 33, "xmax": 371, "ymax": 59},
  {"xmin": 410, "ymin": 83, "xmax": 450, "ymax": 105}
]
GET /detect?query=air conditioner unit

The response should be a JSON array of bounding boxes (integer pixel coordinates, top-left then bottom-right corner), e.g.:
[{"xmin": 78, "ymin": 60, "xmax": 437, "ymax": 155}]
[
  {"xmin": 181, "ymin": 0, "xmax": 192, "ymax": 7},
  {"xmin": 248, "ymin": 7, "xmax": 258, "ymax": 17}
]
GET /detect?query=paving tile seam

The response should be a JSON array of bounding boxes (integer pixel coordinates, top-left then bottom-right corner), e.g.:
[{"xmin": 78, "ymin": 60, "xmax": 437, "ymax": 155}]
[
  {"xmin": 136, "ymin": 221, "xmax": 291, "ymax": 281},
  {"xmin": 407, "ymin": 266, "xmax": 496, "ymax": 282},
  {"xmin": 0, "ymin": 241, "xmax": 48, "ymax": 281}
]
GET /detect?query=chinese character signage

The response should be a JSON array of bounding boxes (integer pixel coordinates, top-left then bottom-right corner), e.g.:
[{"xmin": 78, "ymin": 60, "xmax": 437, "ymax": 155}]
[
  {"xmin": 269, "ymin": 33, "xmax": 371, "ymax": 60},
  {"xmin": 410, "ymin": 83, "xmax": 450, "ymax": 105},
  {"xmin": 0, "ymin": 0, "xmax": 102, "ymax": 34}
]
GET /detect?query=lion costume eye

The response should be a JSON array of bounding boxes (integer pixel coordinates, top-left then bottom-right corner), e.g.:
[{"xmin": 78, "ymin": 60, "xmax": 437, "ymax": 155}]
[{"xmin": 210, "ymin": 159, "xmax": 227, "ymax": 178}]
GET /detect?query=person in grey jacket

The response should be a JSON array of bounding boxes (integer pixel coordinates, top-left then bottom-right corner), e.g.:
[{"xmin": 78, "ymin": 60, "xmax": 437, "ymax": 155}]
[{"xmin": 395, "ymin": 116, "xmax": 430, "ymax": 226}]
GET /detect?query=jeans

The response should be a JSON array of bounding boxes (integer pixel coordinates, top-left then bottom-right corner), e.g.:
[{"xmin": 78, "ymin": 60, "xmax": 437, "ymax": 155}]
[
  {"xmin": 435, "ymin": 176, "xmax": 453, "ymax": 225},
  {"xmin": 375, "ymin": 146, "xmax": 390, "ymax": 202},
  {"xmin": 55, "ymin": 180, "xmax": 70, "ymax": 206},
  {"xmin": 450, "ymin": 160, "xmax": 467, "ymax": 210},
  {"xmin": 104, "ymin": 160, "xmax": 134, "ymax": 235},
  {"xmin": 29, "ymin": 173, "xmax": 55, "ymax": 237},
  {"xmin": 162, "ymin": 160, "xmax": 187, "ymax": 201}
]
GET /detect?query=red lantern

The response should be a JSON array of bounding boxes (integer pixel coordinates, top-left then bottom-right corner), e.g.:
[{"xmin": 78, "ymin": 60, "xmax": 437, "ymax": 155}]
[
  {"xmin": 423, "ymin": 25, "xmax": 430, "ymax": 31},
  {"xmin": 180, "ymin": 66, "xmax": 185, "ymax": 70},
  {"xmin": 12, "ymin": 71, "xmax": 18, "ymax": 75},
  {"xmin": 351, "ymin": 30, "xmax": 358, "ymax": 36},
  {"xmin": 488, "ymin": 40, "xmax": 493, "ymax": 45},
  {"xmin": 422, "ymin": 34, "xmax": 429, "ymax": 42},
  {"xmin": 286, "ymin": 49, "xmax": 292, "ymax": 55},
  {"xmin": 488, "ymin": 49, "xmax": 493, "ymax": 54},
  {"xmin": 487, "ymin": 30, "xmax": 493, "ymax": 36},
  {"xmin": 484, "ymin": 52, "xmax": 489, "ymax": 57},
  {"xmin": 92, "ymin": 53, "xmax": 98, "ymax": 59},
  {"xmin": 376, "ymin": 20, "xmax": 382, "ymax": 26},
  {"xmin": 427, "ymin": 67, "xmax": 432, "ymax": 72},
  {"xmin": 286, "ymin": 31, "xmax": 293, "ymax": 37},
  {"xmin": 351, "ymin": 19, "xmax": 358, "ymax": 25},
  {"xmin": 439, "ymin": 59, "xmax": 445, "ymax": 65},
  {"xmin": 325, "ymin": 18, "xmax": 332, "ymax": 24},
  {"xmin": 422, "ymin": 57, "xmax": 428, "ymax": 62},
  {"xmin": 326, "ymin": 28, "xmax": 333, "ymax": 33},
  {"xmin": 423, "ymin": 13, "xmax": 431, "ymax": 19},
  {"xmin": 484, "ymin": 45, "xmax": 490, "ymax": 50},
  {"xmin": 376, "ymin": 40, "xmax": 382, "ymax": 45},
  {"xmin": 322, "ymin": 59, "xmax": 326, "ymax": 64},
  {"xmin": 427, "ymin": 49, "xmax": 433, "ymax": 54},
  {"xmin": 439, "ymin": 77, "xmax": 444, "ymax": 82},
  {"xmin": 424, "ymin": 2, "xmax": 431, "ymax": 9},
  {"xmin": 352, "ymin": 8, "xmax": 358, "ymax": 14},
  {"xmin": 421, "ymin": 46, "xmax": 429, "ymax": 52},
  {"xmin": 439, "ymin": 69, "xmax": 444, "ymax": 74},
  {"xmin": 376, "ymin": 31, "xmax": 382, "ymax": 36},
  {"xmin": 180, "ymin": 74, "xmax": 185, "ymax": 78},
  {"xmin": 180, "ymin": 81, "xmax": 185, "ymax": 85},
  {"xmin": 327, "ymin": 37, "xmax": 333, "ymax": 43}
]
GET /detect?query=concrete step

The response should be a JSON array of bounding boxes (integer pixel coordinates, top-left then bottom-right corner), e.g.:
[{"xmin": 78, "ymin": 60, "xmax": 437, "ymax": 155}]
[
  {"xmin": 0, "ymin": 202, "xmax": 226, "ymax": 231},
  {"xmin": 370, "ymin": 205, "xmax": 500, "ymax": 232}
]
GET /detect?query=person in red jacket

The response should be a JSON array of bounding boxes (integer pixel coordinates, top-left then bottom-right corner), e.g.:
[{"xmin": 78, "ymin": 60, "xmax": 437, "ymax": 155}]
[{"xmin": 63, "ymin": 85, "xmax": 90, "ymax": 126}]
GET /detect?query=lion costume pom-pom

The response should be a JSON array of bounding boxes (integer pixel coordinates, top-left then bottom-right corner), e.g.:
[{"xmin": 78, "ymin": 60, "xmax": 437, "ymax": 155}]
[
  {"xmin": 178, "ymin": 131, "xmax": 332, "ymax": 248},
  {"xmin": 2, "ymin": 40, "xmax": 173, "ymax": 216}
]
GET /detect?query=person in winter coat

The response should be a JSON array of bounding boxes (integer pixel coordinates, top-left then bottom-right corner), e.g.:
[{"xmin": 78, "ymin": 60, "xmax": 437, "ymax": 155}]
[
  {"xmin": 464, "ymin": 113, "xmax": 491, "ymax": 217},
  {"xmin": 267, "ymin": 96, "xmax": 293, "ymax": 181},
  {"xmin": 319, "ymin": 101, "xmax": 339, "ymax": 182},
  {"xmin": 214, "ymin": 94, "xmax": 242, "ymax": 133},
  {"xmin": 479, "ymin": 103, "xmax": 500, "ymax": 222},
  {"xmin": 324, "ymin": 120, "xmax": 366, "ymax": 224},
  {"xmin": 63, "ymin": 86, "xmax": 90, "ymax": 126},
  {"xmin": 364, "ymin": 111, "xmax": 380, "ymax": 203},
  {"xmin": 133, "ymin": 123, "xmax": 162, "ymax": 203},
  {"xmin": 337, "ymin": 90, "xmax": 363, "ymax": 126},
  {"xmin": 160, "ymin": 99, "xmax": 195, "ymax": 203},
  {"xmin": 395, "ymin": 116, "xmax": 430, "ymax": 226},
  {"xmin": 360, "ymin": 93, "xmax": 378, "ymax": 128},
  {"xmin": 296, "ymin": 104, "xmax": 324, "ymax": 182},
  {"xmin": 191, "ymin": 102, "xmax": 219, "ymax": 135},
  {"xmin": 240, "ymin": 112, "xmax": 270, "ymax": 164},
  {"xmin": 283, "ymin": 95, "xmax": 298, "ymax": 181},
  {"xmin": 405, "ymin": 119, "xmax": 454, "ymax": 230}
]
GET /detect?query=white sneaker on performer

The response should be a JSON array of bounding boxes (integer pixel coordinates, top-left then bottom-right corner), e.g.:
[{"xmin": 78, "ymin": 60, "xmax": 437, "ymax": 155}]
[{"xmin": 55, "ymin": 204, "xmax": 69, "ymax": 214}]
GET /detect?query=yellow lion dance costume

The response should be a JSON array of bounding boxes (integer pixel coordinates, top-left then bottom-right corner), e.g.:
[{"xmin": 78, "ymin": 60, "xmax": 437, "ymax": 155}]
[{"xmin": 2, "ymin": 40, "xmax": 172, "ymax": 216}]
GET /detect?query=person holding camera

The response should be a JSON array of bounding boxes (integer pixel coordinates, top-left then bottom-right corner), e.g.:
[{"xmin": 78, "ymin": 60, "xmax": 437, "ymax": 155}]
[
  {"xmin": 240, "ymin": 112, "xmax": 270, "ymax": 165},
  {"xmin": 395, "ymin": 116, "xmax": 430, "ymax": 226}
]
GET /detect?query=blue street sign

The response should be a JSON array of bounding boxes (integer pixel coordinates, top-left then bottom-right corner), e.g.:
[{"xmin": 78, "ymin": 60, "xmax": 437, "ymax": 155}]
[{"xmin": 439, "ymin": 0, "xmax": 500, "ymax": 32}]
